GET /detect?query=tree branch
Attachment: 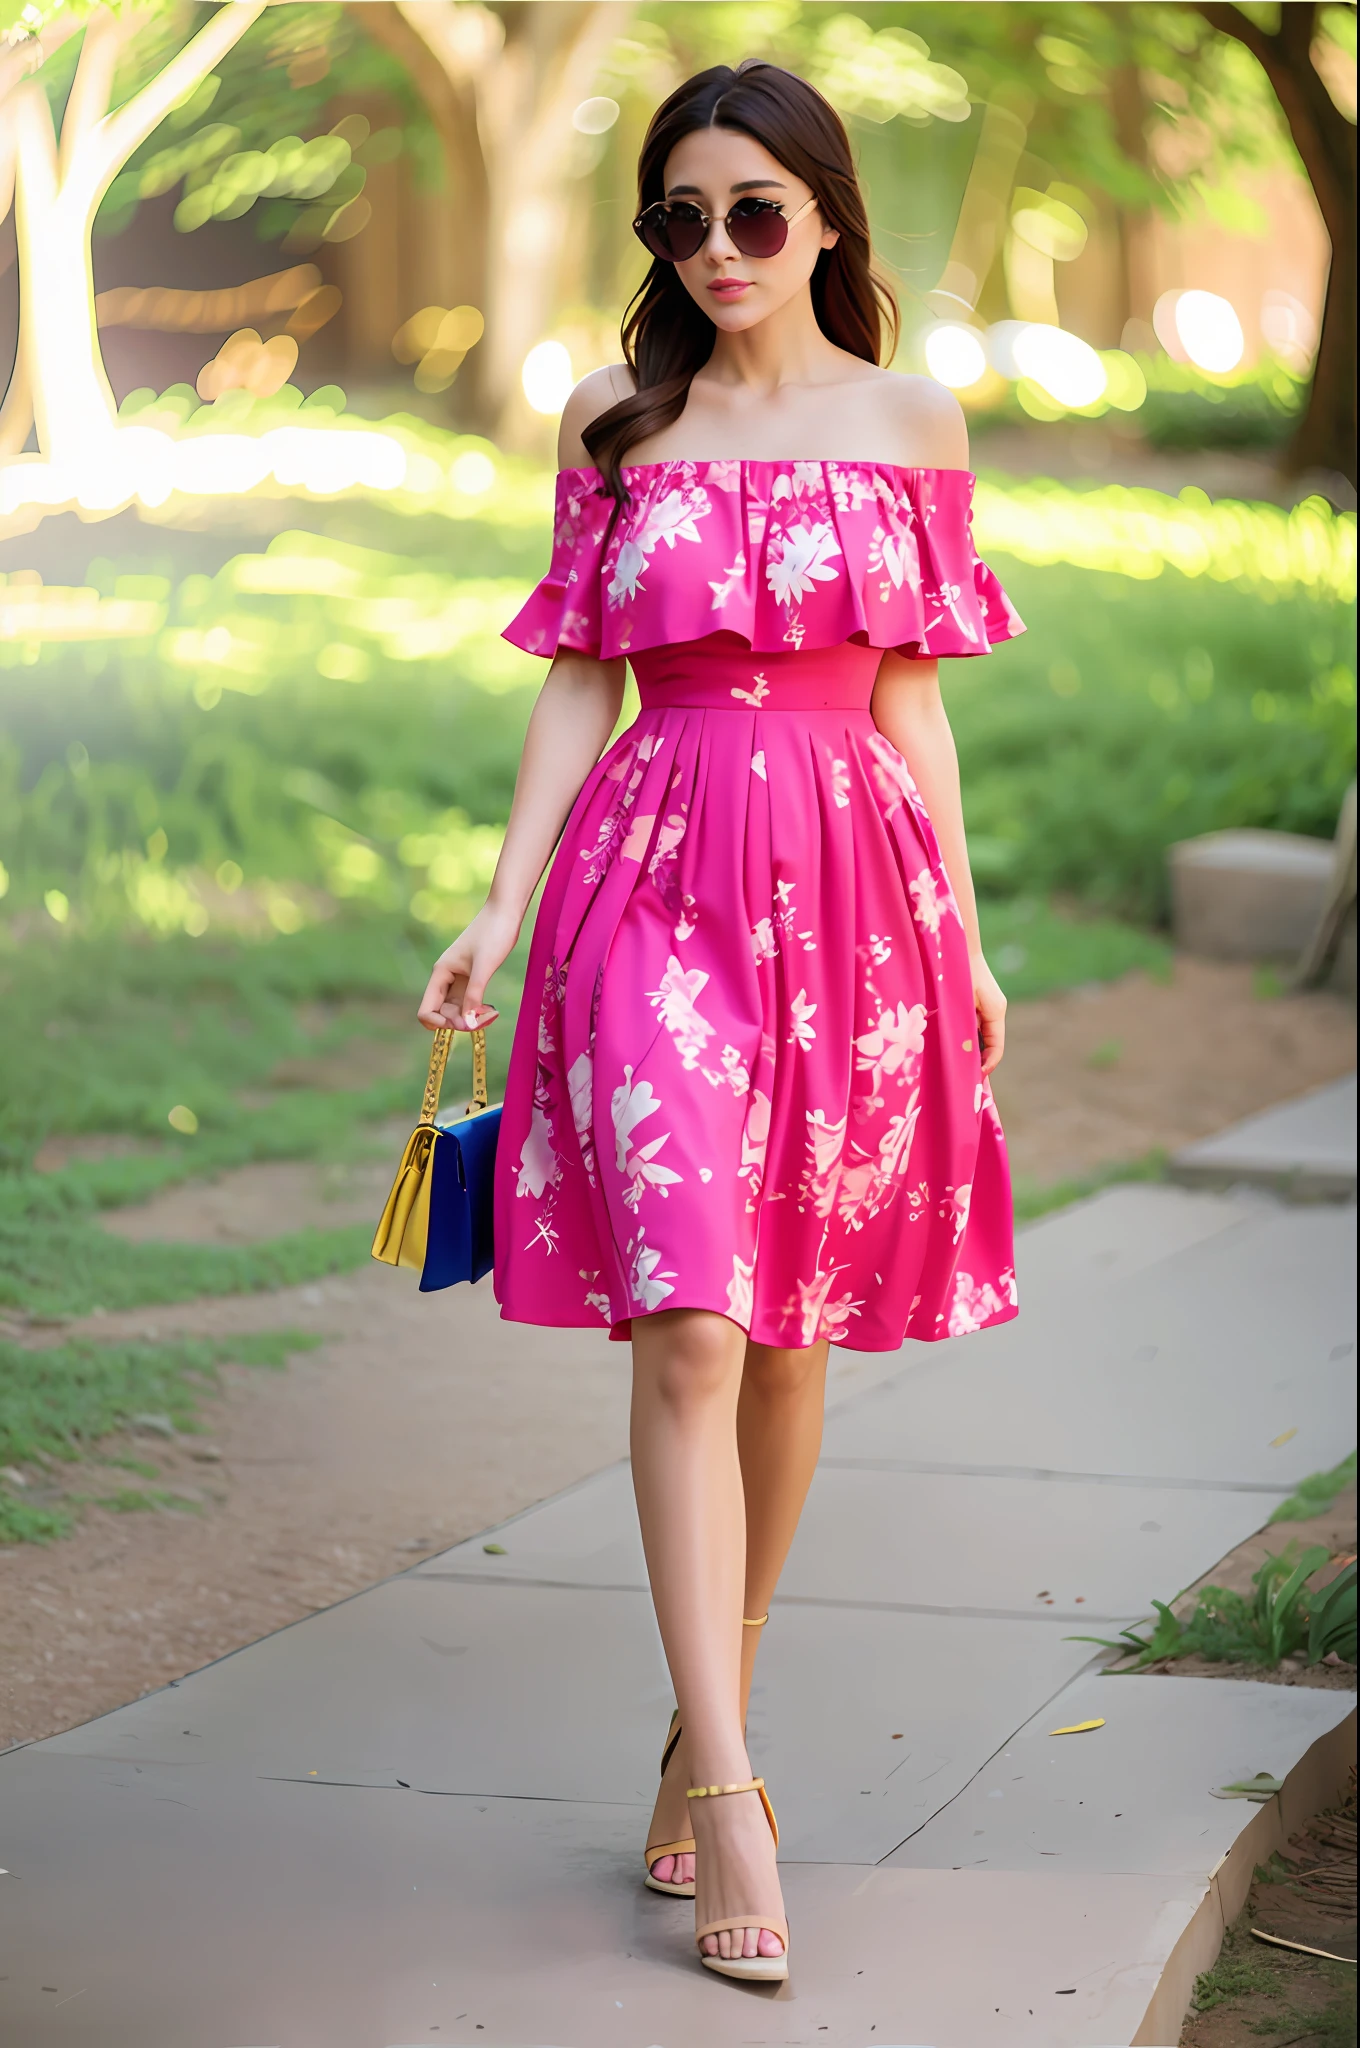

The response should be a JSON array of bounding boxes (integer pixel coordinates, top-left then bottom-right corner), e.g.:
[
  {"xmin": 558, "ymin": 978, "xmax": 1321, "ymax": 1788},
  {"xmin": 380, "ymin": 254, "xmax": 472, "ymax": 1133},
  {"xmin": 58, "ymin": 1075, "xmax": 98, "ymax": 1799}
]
[
  {"xmin": 87, "ymin": 0, "xmax": 270, "ymax": 198},
  {"xmin": 59, "ymin": 6, "xmax": 146, "ymax": 181},
  {"xmin": 1192, "ymin": 1, "xmax": 1353, "ymax": 239}
]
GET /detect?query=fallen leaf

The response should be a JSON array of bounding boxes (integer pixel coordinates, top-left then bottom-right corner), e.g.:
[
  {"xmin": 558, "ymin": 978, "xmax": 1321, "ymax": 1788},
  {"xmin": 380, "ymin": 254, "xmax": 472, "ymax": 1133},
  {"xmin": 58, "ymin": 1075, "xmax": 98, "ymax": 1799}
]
[
  {"xmin": 1049, "ymin": 1719, "xmax": 1105, "ymax": 1736},
  {"xmin": 1210, "ymin": 1773, "xmax": 1283, "ymax": 1802},
  {"xmin": 482, "ymin": 1542, "xmax": 507, "ymax": 1555},
  {"xmin": 1269, "ymin": 1428, "xmax": 1298, "ymax": 1448}
]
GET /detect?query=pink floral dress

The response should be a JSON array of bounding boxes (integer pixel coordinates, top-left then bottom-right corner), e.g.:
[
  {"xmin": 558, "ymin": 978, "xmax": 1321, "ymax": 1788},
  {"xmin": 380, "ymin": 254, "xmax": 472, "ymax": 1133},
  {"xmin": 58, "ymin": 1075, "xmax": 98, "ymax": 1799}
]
[{"xmin": 494, "ymin": 459, "xmax": 1024, "ymax": 1351}]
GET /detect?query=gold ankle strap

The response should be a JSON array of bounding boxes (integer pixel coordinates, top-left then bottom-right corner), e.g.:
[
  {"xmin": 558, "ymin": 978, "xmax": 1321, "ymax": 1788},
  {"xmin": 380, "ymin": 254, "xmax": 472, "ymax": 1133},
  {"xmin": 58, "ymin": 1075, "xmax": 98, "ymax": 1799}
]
[
  {"xmin": 742, "ymin": 1613, "xmax": 769, "ymax": 1627},
  {"xmin": 687, "ymin": 1776, "xmax": 766, "ymax": 1800}
]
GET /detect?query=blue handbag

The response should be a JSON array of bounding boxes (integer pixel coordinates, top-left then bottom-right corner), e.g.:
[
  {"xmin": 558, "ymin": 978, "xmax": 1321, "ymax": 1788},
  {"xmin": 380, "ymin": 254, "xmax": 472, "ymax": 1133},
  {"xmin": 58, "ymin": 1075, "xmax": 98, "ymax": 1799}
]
[{"xmin": 371, "ymin": 1026, "xmax": 502, "ymax": 1291}]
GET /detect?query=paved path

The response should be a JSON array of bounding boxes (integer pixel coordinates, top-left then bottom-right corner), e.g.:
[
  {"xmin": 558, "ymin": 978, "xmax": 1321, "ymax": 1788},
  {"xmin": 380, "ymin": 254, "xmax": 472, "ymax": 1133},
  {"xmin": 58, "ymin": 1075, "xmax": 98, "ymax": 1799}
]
[{"xmin": 1, "ymin": 1094, "xmax": 1355, "ymax": 2047}]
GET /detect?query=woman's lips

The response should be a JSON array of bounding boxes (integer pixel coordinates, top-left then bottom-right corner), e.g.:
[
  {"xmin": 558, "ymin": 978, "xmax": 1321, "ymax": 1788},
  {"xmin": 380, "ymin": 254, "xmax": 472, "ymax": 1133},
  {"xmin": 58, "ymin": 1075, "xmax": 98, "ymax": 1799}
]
[{"xmin": 707, "ymin": 279, "xmax": 752, "ymax": 299}]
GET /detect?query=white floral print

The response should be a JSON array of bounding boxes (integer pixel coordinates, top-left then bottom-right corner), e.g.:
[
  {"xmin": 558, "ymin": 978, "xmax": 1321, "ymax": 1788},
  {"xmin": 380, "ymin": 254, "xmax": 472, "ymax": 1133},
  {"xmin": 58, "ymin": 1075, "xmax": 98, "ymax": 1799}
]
[
  {"xmin": 631, "ymin": 1230, "xmax": 677, "ymax": 1312},
  {"xmin": 766, "ymin": 522, "xmax": 842, "ymax": 608},
  {"xmin": 855, "ymin": 1001, "xmax": 927, "ymax": 1099},
  {"xmin": 865, "ymin": 731, "xmax": 928, "ymax": 823},
  {"xmin": 909, "ymin": 867, "xmax": 945, "ymax": 935},
  {"xmin": 611, "ymin": 1066, "xmax": 661, "ymax": 1169},
  {"xmin": 649, "ymin": 955, "xmax": 715, "ymax": 1070},
  {"xmin": 947, "ymin": 1267, "xmax": 1015, "ymax": 1337},
  {"xmin": 516, "ymin": 1103, "xmax": 560, "ymax": 1201},
  {"xmin": 567, "ymin": 1051, "xmax": 596, "ymax": 1186},
  {"xmin": 606, "ymin": 486, "xmax": 711, "ymax": 607},
  {"xmin": 788, "ymin": 988, "xmax": 818, "ymax": 1050},
  {"xmin": 726, "ymin": 1253, "xmax": 755, "ymax": 1326}
]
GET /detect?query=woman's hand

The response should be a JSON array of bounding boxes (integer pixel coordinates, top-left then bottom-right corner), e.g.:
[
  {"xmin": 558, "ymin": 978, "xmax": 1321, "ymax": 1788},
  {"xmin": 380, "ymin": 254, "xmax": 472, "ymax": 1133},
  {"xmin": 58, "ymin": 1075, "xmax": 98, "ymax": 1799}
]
[
  {"xmin": 417, "ymin": 902, "xmax": 520, "ymax": 1034},
  {"xmin": 971, "ymin": 952, "xmax": 1007, "ymax": 1076}
]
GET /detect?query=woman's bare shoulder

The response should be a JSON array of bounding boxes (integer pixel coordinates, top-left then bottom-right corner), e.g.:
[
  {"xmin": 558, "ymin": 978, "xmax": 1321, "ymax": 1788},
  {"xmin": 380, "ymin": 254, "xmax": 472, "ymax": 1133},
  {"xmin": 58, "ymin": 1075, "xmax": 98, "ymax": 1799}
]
[
  {"xmin": 557, "ymin": 364, "xmax": 637, "ymax": 469},
  {"xmin": 858, "ymin": 367, "xmax": 970, "ymax": 470}
]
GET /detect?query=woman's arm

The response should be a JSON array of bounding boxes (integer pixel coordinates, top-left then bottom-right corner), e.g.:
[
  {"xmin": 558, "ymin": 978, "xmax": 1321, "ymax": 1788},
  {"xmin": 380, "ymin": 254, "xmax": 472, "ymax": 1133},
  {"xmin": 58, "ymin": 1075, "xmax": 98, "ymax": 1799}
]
[
  {"xmin": 417, "ymin": 649, "xmax": 626, "ymax": 1033},
  {"xmin": 418, "ymin": 375, "xmax": 630, "ymax": 1033},
  {"xmin": 870, "ymin": 655, "xmax": 1007, "ymax": 1076}
]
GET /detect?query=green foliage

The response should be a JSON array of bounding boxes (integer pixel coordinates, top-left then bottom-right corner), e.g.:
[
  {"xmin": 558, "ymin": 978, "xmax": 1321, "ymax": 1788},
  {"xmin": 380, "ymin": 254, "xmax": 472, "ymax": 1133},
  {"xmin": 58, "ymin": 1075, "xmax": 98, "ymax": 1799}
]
[
  {"xmin": 1307, "ymin": 1562, "xmax": 1357, "ymax": 1666},
  {"xmin": 1011, "ymin": 1149, "xmax": 1166, "ymax": 1224},
  {"xmin": 89, "ymin": 4, "xmax": 434, "ymax": 246},
  {"xmin": 0, "ymin": 1211, "xmax": 374, "ymax": 1320},
  {"xmin": 0, "ymin": 911, "xmax": 527, "ymax": 1316},
  {"xmin": 0, "ymin": 1328, "xmax": 316, "ymax": 1542},
  {"xmin": 948, "ymin": 550, "xmax": 1354, "ymax": 920},
  {"xmin": 1192, "ymin": 1917, "xmax": 1357, "ymax": 2036},
  {"xmin": 1270, "ymin": 1451, "xmax": 1358, "ymax": 1523},
  {"xmin": 2, "ymin": 485, "xmax": 1352, "ymax": 936},
  {"xmin": 978, "ymin": 896, "xmax": 1168, "ymax": 1000},
  {"xmin": 1075, "ymin": 1545, "xmax": 1354, "ymax": 1670}
]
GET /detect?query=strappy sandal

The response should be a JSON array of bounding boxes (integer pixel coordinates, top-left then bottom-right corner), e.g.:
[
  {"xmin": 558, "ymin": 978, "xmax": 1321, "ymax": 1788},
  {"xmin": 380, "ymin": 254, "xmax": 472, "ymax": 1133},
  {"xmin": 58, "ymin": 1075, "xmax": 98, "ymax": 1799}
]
[
  {"xmin": 644, "ymin": 1709, "xmax": 695, "ymax": 1895},
  {"xmin": 643, "ymin": 1615, "xmax": 769, "ymax": 1900},
  {"xmin": 687, "ymin": 1776, "xmax": 789, "ymax": 1982}
]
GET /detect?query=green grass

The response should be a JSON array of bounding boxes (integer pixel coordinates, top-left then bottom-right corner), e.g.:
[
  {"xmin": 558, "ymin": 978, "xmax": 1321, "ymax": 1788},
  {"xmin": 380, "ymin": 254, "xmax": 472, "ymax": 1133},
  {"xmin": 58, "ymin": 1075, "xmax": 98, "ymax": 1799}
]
[
  {"xmin": 1077, "ymin": 1544, "xmax": 1357, "ymax": 1671},
  {"xmin": 1192, "ymin": 1919, "xmax": 1356, "ymax": 2039},
  {"xmin": 0, "ymin": 1328, "xmax": 318, "ymax": 1542},
  {"xmin": 1270, "ymin": 1451, "xmax": 1357, "ymax": 1524},
  {"xmin": 0, "ymin": 499, "xmax": 1352, "ymax": 941},
  {"xmin": 1012, "ymin": 1149, "xmax": 1168, "ymax": 1224},
  {"xmin": 0, "ymin": 1214, "xmax": 375, "ymax": 1320},
  {"xmin": 976, "ymin": 896, "xmax": 1169, "ymax": 1000}
]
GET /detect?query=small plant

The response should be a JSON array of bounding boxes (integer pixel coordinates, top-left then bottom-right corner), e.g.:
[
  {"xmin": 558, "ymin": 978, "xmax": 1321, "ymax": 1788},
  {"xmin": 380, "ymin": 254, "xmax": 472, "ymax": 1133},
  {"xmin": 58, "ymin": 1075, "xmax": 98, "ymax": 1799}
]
[
  {"xmin": 1270, "ymin": 1450, "xmax": 1357, "ymax": 1523},
  {"xmin": 1308, "ymin": 1561, "xmax": 1358, "ymax": 1665},
  {"xmin": 1073, "ymin": 1544, "xmax": 1354, "ymax": 1670}
]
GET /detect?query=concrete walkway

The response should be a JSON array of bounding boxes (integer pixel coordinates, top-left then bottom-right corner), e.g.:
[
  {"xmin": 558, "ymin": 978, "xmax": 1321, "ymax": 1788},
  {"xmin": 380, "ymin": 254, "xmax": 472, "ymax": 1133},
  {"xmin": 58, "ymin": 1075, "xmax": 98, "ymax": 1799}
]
[{"xmin": 0, "ymin": 1095, "xmax": 1355, "ymax": 2047}]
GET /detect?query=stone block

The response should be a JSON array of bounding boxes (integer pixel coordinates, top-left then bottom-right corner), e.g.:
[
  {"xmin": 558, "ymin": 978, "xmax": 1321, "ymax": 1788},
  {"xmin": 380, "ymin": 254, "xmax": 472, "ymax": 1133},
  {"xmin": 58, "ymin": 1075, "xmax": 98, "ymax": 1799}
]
[{"xmin": 1169, "ymin": 827, "xmax": 1335, "ymax": 960}]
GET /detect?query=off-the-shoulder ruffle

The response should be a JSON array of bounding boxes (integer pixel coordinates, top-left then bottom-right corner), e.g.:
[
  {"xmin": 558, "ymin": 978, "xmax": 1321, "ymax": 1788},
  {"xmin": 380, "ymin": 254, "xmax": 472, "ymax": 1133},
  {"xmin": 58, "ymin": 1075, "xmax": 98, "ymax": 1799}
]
[{"xmin": 503, "ymin": 459, "xmax": 1024, "ymax": 663}]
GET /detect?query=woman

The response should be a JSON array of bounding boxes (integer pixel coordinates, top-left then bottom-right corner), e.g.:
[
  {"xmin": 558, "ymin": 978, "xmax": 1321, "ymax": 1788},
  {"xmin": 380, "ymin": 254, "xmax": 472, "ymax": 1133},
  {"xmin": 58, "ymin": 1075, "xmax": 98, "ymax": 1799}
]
[{"xmin": 419, "ymin": 60, "xmax": 1022, "ymax": 1982}]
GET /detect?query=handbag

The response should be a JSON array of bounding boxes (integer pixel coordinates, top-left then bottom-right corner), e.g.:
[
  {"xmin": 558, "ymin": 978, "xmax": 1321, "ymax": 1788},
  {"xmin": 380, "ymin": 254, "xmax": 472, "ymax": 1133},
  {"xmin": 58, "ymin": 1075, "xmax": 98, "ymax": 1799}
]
[{"xmin": 371, "ymin": 1026, "xmax": 502, "ymax": 1291}]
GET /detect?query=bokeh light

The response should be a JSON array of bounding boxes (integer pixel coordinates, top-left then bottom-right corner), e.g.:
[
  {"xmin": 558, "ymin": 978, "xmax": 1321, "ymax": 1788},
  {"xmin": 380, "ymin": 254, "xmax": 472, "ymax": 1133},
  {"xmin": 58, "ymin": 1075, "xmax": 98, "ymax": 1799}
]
[
  {"xmin": 1154, "ymin": 289, "xmax": 1245, "ymax": 374},
  {"xmin": 1011, "ymin": 325, "xmax": 1107, "ymax": 408},
  {"xmin": 572, "ymin": 97, "xmax": 619, "ymax": 134},
  {"xmin": 923, "ymin": 323, "xmax": 988, "ymax": 390},
  {"xmin": 521, "ymin": 341, "xmax": 574, "ymax": 416}
]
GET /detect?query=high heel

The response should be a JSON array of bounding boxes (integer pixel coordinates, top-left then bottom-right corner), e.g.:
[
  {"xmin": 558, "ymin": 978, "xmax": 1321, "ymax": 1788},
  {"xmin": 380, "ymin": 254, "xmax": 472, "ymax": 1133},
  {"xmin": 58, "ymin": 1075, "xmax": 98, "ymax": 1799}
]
[
  {"xmin": 644, "ymin": 1710, "xmax": 696, "ymax": 1895},
  {"xmin": 688, "ymin": 1777, "xmax": 789, "ymax": 1983},
  {"xmin": 643, "ymin": 1615, "xmax": 768, "ymax": 1899}
]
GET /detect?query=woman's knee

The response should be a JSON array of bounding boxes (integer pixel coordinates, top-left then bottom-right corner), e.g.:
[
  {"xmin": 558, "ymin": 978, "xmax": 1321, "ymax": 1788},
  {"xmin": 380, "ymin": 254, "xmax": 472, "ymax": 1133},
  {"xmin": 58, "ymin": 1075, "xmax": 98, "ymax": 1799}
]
[
  {"xmin": 635, "ymin": 1310, "xmax": 744, "ymax": 1412},
  {"xmin": 742, "ymin": 1341, "xmax": 826, "ymax": 1402}
]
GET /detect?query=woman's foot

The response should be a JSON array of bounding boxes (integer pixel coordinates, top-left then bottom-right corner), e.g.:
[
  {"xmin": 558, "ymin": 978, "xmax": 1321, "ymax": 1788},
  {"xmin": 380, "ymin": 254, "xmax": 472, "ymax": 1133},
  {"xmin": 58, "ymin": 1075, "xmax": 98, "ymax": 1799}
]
[
  {"xmin": 690, "ymin": 1778, "xmax": 786, "ymax": 1963},
  {"xmin": 645, "ymin": 1725, "xmax": 695, "ymax": 1889}
]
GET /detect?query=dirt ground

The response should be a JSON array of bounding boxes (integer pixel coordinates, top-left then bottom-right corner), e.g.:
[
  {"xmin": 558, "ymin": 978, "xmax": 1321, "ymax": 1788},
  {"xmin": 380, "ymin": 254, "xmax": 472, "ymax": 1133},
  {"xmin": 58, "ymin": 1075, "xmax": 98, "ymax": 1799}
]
[
  {"xmin": 1, "ymin": 956, "xmax": 1353, "ymax": 1753},
  {"xmin": 1180, "ymin": 1776, "xmax": 1357, "ymax": 2046}
]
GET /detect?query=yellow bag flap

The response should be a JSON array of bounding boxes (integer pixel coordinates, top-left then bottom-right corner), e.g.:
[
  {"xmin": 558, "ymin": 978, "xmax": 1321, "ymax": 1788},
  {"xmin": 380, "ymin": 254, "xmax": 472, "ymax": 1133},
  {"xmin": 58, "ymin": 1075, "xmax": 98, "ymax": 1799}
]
[{"xmin": 371, "ymin": 1124, "xmax": 437, "ymax": 1271}]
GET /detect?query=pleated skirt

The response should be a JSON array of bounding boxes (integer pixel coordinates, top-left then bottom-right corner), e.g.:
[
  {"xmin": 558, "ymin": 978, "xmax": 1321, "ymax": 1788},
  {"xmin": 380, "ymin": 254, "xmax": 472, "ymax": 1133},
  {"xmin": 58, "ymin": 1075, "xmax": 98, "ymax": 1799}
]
[{"xmin": 493, "ymin": 635, "xmax": 1017, "ymax": 1351}]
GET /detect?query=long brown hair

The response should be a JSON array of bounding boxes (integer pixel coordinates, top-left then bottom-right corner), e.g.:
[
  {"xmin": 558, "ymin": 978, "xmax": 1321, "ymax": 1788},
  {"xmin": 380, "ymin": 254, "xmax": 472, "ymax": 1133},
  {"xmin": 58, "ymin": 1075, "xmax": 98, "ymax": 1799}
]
[{"xmin": 582, "ymin": 61, "xmax": 899, "ymax": 517}]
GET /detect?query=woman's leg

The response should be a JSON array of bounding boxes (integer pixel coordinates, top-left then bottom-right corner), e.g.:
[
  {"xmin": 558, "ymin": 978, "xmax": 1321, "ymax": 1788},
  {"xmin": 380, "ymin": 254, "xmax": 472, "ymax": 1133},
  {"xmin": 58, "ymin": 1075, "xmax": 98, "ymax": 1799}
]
[
  {"xmin": 644, "ymin": 1334, "xmax": 829, "ymax": 1891},
  {"xmin": 737, "ymin": 1336, "xmax": 829, "ymax": 1717},
  {"xmin": 631, "ymin": 1309, "xmax": 785, "ymax": 1961}
]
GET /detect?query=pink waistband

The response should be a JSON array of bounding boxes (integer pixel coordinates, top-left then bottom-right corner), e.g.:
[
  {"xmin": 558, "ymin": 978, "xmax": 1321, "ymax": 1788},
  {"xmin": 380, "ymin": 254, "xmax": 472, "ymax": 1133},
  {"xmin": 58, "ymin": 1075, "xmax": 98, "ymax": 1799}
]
[{"xmin": 631, "ymin": 634, "xmax": 881, "ymax": 712}]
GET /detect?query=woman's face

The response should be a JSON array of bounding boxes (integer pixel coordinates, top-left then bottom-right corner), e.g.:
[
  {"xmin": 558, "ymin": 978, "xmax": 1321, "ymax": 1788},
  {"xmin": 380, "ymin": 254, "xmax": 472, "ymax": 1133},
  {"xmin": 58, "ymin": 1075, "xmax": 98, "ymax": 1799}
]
[{"xmin": 658, "ymin": 124, "xmax": 838, "ymax": 336}]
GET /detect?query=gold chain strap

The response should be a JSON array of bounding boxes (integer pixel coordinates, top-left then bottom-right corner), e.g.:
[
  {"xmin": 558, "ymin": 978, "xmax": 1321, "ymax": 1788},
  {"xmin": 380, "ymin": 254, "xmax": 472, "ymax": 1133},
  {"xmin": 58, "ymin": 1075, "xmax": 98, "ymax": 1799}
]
[{"xmin": 419, "ymin": 1026, "xmax": 488, "ymax": 1125}]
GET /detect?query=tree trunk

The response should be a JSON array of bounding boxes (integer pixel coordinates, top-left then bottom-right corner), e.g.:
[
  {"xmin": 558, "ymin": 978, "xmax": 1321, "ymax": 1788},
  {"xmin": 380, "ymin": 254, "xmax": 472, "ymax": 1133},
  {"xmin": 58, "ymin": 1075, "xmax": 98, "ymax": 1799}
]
[
  {"xmin": 8, "ymin": 81, "xmax": 118, "ymax": 465},
  {"xmin": 358, "ymin": 2, "xmax": 491, "ymax": 414},
  {"xmin": 395, "ymin": 0, "xmax": 630, "ymax": 441},
  {"xmin": 0, "ymin": 2, "xmax": 269, "ymax": 468},
  {"xmin": 476, "ymin": 2, "xmax": 630, "ymax": 437},
  {"xmin": 1194, "ymin": 1, "xmax": 1358, "ymax": 486}
]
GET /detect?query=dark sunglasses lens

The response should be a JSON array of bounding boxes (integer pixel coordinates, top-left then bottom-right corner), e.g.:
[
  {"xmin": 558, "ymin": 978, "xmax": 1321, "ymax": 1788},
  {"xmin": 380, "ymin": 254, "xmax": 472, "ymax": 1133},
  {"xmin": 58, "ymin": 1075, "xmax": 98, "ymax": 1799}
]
[
  {"xmin": 638, "ymin": 204, "xmax": 706, "ymax": 262},
  {"xmin": 728, "ymin": 201, "xmax": 789, "ymax": 258}
]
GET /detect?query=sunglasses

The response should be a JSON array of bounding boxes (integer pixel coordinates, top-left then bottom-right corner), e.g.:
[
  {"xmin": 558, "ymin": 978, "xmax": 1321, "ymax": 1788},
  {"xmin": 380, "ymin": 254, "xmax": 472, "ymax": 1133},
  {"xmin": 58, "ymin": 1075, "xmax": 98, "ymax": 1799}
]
[{"xmin": 633, "ymin": 193, "xmax": 818, "ymax": 264}]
